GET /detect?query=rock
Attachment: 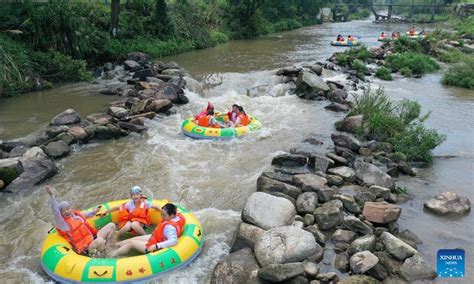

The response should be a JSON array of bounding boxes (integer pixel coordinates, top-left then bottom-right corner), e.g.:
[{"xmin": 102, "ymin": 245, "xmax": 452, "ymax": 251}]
[
  {"xmin": 367, "ymin": 263, "xmax": 388, "ymax": 281},
  {"xmin": 211, "ymin": 248, "xmax": 261, "ymax": 284},
  {"xmin": 331, "ymin": 133, "xmax": 361, "ymax": 151},
  {"xmin": 355, "ymin": 191, "xmax": 377, "ymax": 206},
  {"xmin": 290, "ymin": 143, "xmax": 321, "ymax": 157},
  {"xmin": 293, "ymin": 174, "xmax": 327, "ymax": 191},
  {"xmin": 129, "ymin": 117, "xmax": 146, "ymax": 126},
  {"xmin": 242, "ymin": 192, "xmax": 296, "ymax": 230},
  {"xmin": 397, "ymin": 161, "xmax": 416, "ymax": 176},
  {"xmin": 258, "ymin": 263, "xmax": 304, "ymax": 282},
  {"xmin": 327, "ymin": 166, "xmax": 356, "ymax": 183},
  {"xmin": 46, "ymin": 126, "xmax": 70, "ymax": 138},
  {"xmin": 326, "ymin": 152, "xmax": 349, "ymax": 166},
  {"xmin": 399, "ymin": 254, "xmax": 436, "ymax": 281},
  {"xmin": 133, "ymin": 68, "xmax": 155, "ymax": 81},
  {"xmin": 336, "ymin": 115, "xmax": 363, "ymax": 134},
  {"xmin": 303, "ymin": 261, "xmax": 319, "ymax": 279},
  {"xmin": 102, "ymin": 71, "xmax": 115, "ymax": 80},
  {"xmin": 260, "ymin": 171, "xmax": 296, "ymax": 185},
  {"xmin": 161, "ymin": 68, "xmax": 185, "ymax": 77},
  {"xmin": 362, "ymin": 202, "xmax": 401, "ymax": 224},
  {"xmin": 56, "ymin": 132, "xmax": 74, "ymax": 145},
  {"xmin": 304, "ymin": 225, "xmax": 326, "ymax": 245},
  {"xmin": 380, "ymin": 232, "xmax": 417, "ymax": 261},
  {"xmin": 257, "ymin": 176, "xmax": 301, "ymax": 199},
  {"xmin": 334, "ymin": 146, "xmax": 357, "ymax": 162},
  {"xmin": 332, "ymin": 229, "xmax": 357, "ymax": 244},
  {"xmin": 310, "ymin": 64, "xmax": 323, "ymax": 76},
  {"xmin": 296, "ymin": 71, "xmax": 330, "ymax": 97},
  {"xmin": 325, "ymin": 103, "xmax": 350, "ymax": 112},
  {"xmin": 338, "ymin": 275, "xmax": 380, "ymax": 284},
  {"xmin": 342, "ymin": 215, "xmax": 374, "ymax": 235},
  {"xmin": 308, "ymin": 154, "xmax": 333, "ymax": 172},
  {"xmin": 50, "ymin": 109, "xmax": 81, "ymax": 126},
  {"xmin": 118, "ymin": 122, "xmax": 148, "ymax": 133},
  {"xmin": 303, "ymin": 214, "xmax": 315, "ymax": 226},
  {"xmin": 359, "ymin": 147, "xmax": 372, "ymax": 157},
  {"xmin": 254, "ymin": 226, "xmax": 317, "ymax": 266},
  {"xmin": 8, "ymin": 146, "xmax": 28, "ymax": 158},
  {"xmin": 348, "ymin": 235, "xmax": 376, "ymax": 256},
  {"xmin": 296, "ymin": 192, "xmax": 319, "ymax": 214},
  {"xmin": 5, "ymin": 157, "xmax": 58, "ymax": 193},
  {"xmin": 313, "ymin": 200, "xmax": 343, "ymax": 230},
  {"xmin": 276, "ymin": 166, "xmax": 311, "ymax": 175},
  {"xmin": 124, "ymin": 60, "xmax": 141, "ymax": 70},
  {"xmin": 94, "ymin": 125, "xmax": 122, "ymax": 140},
  {"xmin": 22, "ymin": 147, "xmax": 47, "ymax": 159},
  {"xmin": 350, "ymin": 251, "xmax": 379, "ymax": 274},
  {"xmin": 183, "ymin": 76, "xmax": 203, "ymax": 94},
  {"xmin": 306, "ymin": 243, "xmax": 324, "ymax": 263},
  {"xmin": 231, "ymin": 222, "xmax": 266, "ymax": 252},
  {"xmin": 0, "ymin": 180, "xmax": 4, "ymax": 189},
  {"xmin": 367, "ymin": 186, "xmax": 390, "ymax": 200},
  {"xmin": 68, "ymin": 126, "xmax": 88, "ymax": 142},
  {"xmin": 86, "ymin": 113, "xmax": 112, "ymax": 125},
  {"xmin": 424, "ymin": 192, "xmax": 471, "ymax": 216},
  {"xmin": 397, "ymin": 229, "xmax": 422, "ymax": 245},
  {"xmin": 334, "ymin": 194, "xmax": 361, "ymax": 214},
  {"xmin": 293, "ymin": 220, "xmax": 305, "ymax": 229},
  {"xmin": 383, "ymin": 277, "xmax": 407, "ymax": 284},
  {"xmin": 354, "ymin": 161, "xmax": 394, "ymax": 188},
  {"xmin": 108, "ymin": 106, "xmax": 129, "ymax": 119},
  {"xmin": 335, "ymin": 252, "xmax": 350, "ymax": 272},
  {"xmin": 272, "ymin": 154, "xmax": 307, "ymax": 167},
  {"xmin": 315, "ymin": 272, "xmax": 337, "ymax": 282},
  {"xmin": 326, "ymin": 175, "xmax": 344, "ymax": 186},
  {"xmin": 276, "ymin": 66, "xmax": 302, "ymax": 76},
  {"xmin": 43, "ymin": 141, "xmax": 70, "ymax": 159},
  {"xmin": 146, "ymin": 99, "xmax": 173, "ymax": 113},
  {"xmin": 328, "ymin": 89, "xmax": 348, "ymax": 103},
  {"xmin": 128, "ymin": 112, "xmax": 156, "ymax": 121}
]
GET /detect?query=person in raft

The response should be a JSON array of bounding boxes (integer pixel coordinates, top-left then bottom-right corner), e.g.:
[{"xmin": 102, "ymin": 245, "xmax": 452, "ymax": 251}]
[
  {"xmin": 231, "ymin": 106, "xmax": 251, "ymax": 127},
  {"xmin": 197, "ymin": 109, "xmax": 227, "ymax": 128},
  {"xmin": 227, "ymin": 104, "xmax": 240, "ymax": 123},
  {"xmin": 347, "ymin": 35, "xmax": 355, "ymax": 42},
  {"xmin": 194, "ymin": 102, "xmax": 214, "ymax": 120},
  {"xmin": 98, "ymin": 186, "xmax": 161, "ymax": 237},
  {"xmin": 45, "ymin": 186, "xmax": 116, "ymax": 255},
  {"xmin": 380, "ymin": 32, "xmax": 386, "ymax": 38},
  {"xmin": 336, "ymin": 34, "xmax": 343, "ymax": 42},
  {"xmin": 408, "ymin": 26, "xmax": 416, "ymax": 35},
  {"xmin": 112, "ymin": 203, "xmax": 185, "ymax": 256}
]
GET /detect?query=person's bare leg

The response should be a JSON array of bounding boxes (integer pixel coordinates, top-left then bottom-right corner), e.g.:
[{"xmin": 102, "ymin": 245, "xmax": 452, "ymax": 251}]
[
  {"xmin": 88, "ymin": 238, "xmax": 106, "ymax": 252},
  {"xmin": 97, "ymin": 223, "xmax": 116, "ymax": 241},
  {"xmin": 112, "ymin": 240, "xmax": 147, "ymax": 256},
  {"xmin": 117, "ymin": 221, "xmax": 132, "ymax": 236},
  {"xmin": 116, "ymin": 234, "xmax": 149, "ymax": 247},
  {"xmin": 131, "ymin": 221, "xmax": 146, "ymax": 235}
]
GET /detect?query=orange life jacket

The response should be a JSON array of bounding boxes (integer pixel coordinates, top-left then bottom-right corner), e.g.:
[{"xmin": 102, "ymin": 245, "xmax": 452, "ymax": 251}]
[
  {"xmin": 197, "ymin": 115, "xmax": 210, "ymax": 127},
  {"xmin": 146, "ymin": 213, "xmax": 186, "ymax": 247},
  {"xmin": 118, "ymin": 199, "xmax": 151, "ymax": 228},
  {"xmin": 57, "ymin": 210, "xmax": 97, "ymax": 254},
  {"xmin": 238, "ymin": 114, "xmax": 250, "ymax": 126}
]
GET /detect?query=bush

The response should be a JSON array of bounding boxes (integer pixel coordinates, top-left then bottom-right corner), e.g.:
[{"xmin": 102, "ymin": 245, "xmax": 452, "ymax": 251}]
[
  {"xmin": 270, "ymin": 19, "xmax": 302, "ymax": 33},
  {"xmin": 336, "ymin": 46, "xmax": 372, "ymax": 66},
  {"xmin": 437, "ymin": 49, "xmax": 469, "ymax": 64},
  {"xmin": 400, "ymin": 67, "xmax": 413, "ymax": 77},
  {"xmin": 376, "ymin": 66, "xmax": 393, "ymax": 80},
  {"xmin": 352, "ymin": 59, "xmax": 368, "ymax": 73},
  {"xmin": 30, "ymin": 50, "xmax": 91, "ymax": 82},
  {"xmin": 442, "ymin": 57, "xmax": 474, "ymax": 89},
  {"xmin": 336, "ymin": 53, "xmax": 351, "ymax": 66},
  {"xmin": 385, "ymin": 52, "xmax": 439, "ymax": 75},
  {"xmin": 393, "ymin": 37, "xmax": 426, "ymax": 53},
  {"xmin": 349, "ymin": 87, "xmax": 446, "ymax": 163}
]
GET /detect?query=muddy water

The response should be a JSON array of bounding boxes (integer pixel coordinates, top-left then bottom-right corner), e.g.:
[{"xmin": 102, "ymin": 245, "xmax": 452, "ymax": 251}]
[{"xmin": 0, "ymin": 19, "xmax": 473, "ymax": 283}]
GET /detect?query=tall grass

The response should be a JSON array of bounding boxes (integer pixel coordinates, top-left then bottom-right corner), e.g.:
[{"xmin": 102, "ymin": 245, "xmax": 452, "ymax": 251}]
[
  {"xmin": 385, "ymin": 52, "xmax": 439, "ymax": 75},
  {"xmin": 442, "ymin": 57, "xmax": 474, "ymax": 89}
]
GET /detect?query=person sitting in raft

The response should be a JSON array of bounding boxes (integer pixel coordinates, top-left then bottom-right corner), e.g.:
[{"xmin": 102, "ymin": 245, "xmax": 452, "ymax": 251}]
[
  {"xmin": 347, "ymin": 35, "xmax": 355, "ymax": 42},
  {"xmin": 45, "ymin": 186, "xmax": 116, "ymax": 255},
  {"xmin": 391, "ymin": 32, "xmax": 397, "ymax": 38},
  {"xmin": 197, "ymin": 110, "xmax": 226, "ymax": 128},
  {"xmin": 112, "ymin": 203, "xmax": 185, "ymax": 256},
  {"xmin": 98, "ymin": 186, "xmax": 161, "ymax": 237},
  {"xmin": 336, "ymin": 34, "xmax": 342, "ymax": 42},
  {"xmin": 380, "ymin": 32, "xmax": 386, "ymax": 38},
  {"xmin": 194, "ymin": 102, "xmax": 214, "ymax": 121},
  {"xmin": 231, "ymin": 106, "xmax": 251, "ymax": 127},
  {"xmin": 408, "ymin": 26, "xmax": 416, "ymax": 36},
  {"xmin": 227, "ymin": 104, "xmax": 240, "ymax": 123}
]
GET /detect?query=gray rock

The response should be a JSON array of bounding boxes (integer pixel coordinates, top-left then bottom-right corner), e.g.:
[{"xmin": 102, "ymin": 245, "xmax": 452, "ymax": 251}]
[
  {"xmin": 309, "ymin": 154, "xmax": 333, "ymax": 172},
  {"xmin": 50, "ymin": 109, "xmax": 81, "ymax": 126},
  {"xmin": 335, "ymin": 146, "xmax": 357, "ymax": 162},
  {"xmin": 257, "ymin": 176, "xmax": 301, "ymax": 199},
  {"xmin": 374, "ymin": 251, "xmax": 403, "ymax": 276},
  {"xmin": 382, "ymin": 277, "xmax": 407, "ymax": 284},
  {"xmin": 46, "ymin": 125, "xmax": 70, "ymax": 138},
  {"xmin": 316, "ymin": 186, "xmax": 336, "ymax": 203},
  {"xmin": 296, "ymin": 70, "xmax": 330, "ymax": 96},
  {"xmin": 304, "ymin": 214, "xmax": 315, "ymax": 226},
  {"xmin": 336, "ymin": 115, "xmax": 363, "ymax": 134},
  {"xmin": 335, "ymin": 252, "xmax": 350, "ymax": 272},
  {"xmin": 272, "ymin": 154, "xmax": 307, "ymax": 167},
  {"xmin": 355, "ymin": 191, "xmax": 377, "ymax": 206},
  {"xmin": 183, "ymin": 76, "xmax": 203, "ymax": 94},
  {"xmin": 315, "ymin": 272, "xmax": 337, "ymax": 282},
  {"xmin": 367, "ymin": 263, "xmax": 388, "ymax": 281},
  {"xmin": 254, "ymin": 226, "xmax": 317, "ymax": 266},
  {"xmin": 380, "ymin": 232, "xmax": 417, "ymax": 261},
  {"xmin": 94, "ymin": 125, "xmax": 122, "ymax": 139},
  {"xmin": 8, "ymin": 146, "xmax": 28, "ymax": 158},
  {"xmin": 108, "ymin": 106, "xmax": 129, "ymax": 119},
  {"xmin": 293, "ymin": 220, "xmax": 305, "ymax": 229},
  {"xmin": 338, "ymin": 275, "xmax": 380, "ymax": 284},
  {"xmin": 350, "ymin": 251, "xmax": 379, "ymax": 274},
  {"xmin": 334, "ymin": 194, "xmax": 361, "ymax": 214},
  {"xmin": 328, "ymin": 89, "xmax": 348, "ymax": 103},
  {"xmin": 367, "ymin": 185, "xmax": 391, "ymax": 200},
  {"xmin": 397, "ymin": 229, "xmax": 422, "ymax": 245},
  {"xmin": 286, "ymin": 276, "xmax": 310, "ymax": 284},
  {"xmin": 22, "ymin": 147, "xmax": 47, "ymax": 159},
  {"xmin": 348, "ymin": 235, "xmax": 376, "ymax": 256},
  {"xmin": 304, "ymin": 225, "xmax": 326, "ymax": 245},
  {"xmin": 260, "ymin": 171, "xmax": 296, "ymax": 185},
  {"xmin": 277, "ymin": 66, "xmax": 302, "ymax": 76},
  {"xmin": 303, "ymin": 261, "xmax": 320, "ymax": 279},
  {"xmin": 313, "ymin": 200, "xmax": 343, "ymax": 230},
  {"xmin": 293, "ymin": 174, "xmax": 327, "ymax": 191},
  {"xmin": 146, "ymin": 98, "xmax": 173, "ymax": 113},
  {"xmin": 211, "ymin": 248, "xmax": 261, "ymax": 284},
  {"xmin": 331, "ymin": 133, "xmax": 361, "ymax": 151},
  {"xmin": 306, "ymin": 243, "xmax": 324, "ymax": 263},
  {"xmin": 297, "ymin": 192, "xmax": 319, "ymax": 214},
  {"xmin": 332, "ymin": 229, "xmax": 357, "ymax": 244},
  {"xmin": 327, "ymin": 166, "xmax": 356, "ymax": 183},
  {"xmin": 424, "ymin": 192, "xmax": 471, "ymax": 216},
  {"xmin": 326, "ymin": 174, "xmax": 344, "ymax": 186},
  {"xmin": 68, "ymin": 126, "xmax": 88, "ymax": 142},
  {"xmin": 354, "ymin": 161, "xmax": 394, "ymax": 188},
  {"xmin": 124, "ymin": 60, "xmax": 141, "ymax": 70},
  {"xmin": 5, "ymin": 157, "xmax": 58, "ymax": 193},
  {"xmin": 43, "ymin": 140, "xmax": 70, "ymax": 159},
  {"xmin": 399, "ymin": 255, "xmax": 437, "ymax": 281},
  {"xmin": 56, "ymin": 132, "xmax": 74, "ymax": 145},
  {"xmin": 231, "ymin": 222, "xmax": 266, "ymax": 252},
  {"xmin": 291, "ymin": 143, "xmax": 321, "ymax": 157},
  {"xmin": 325, "ymin": 103, "xmax": 350, "ymax": 112},
  {"xmin": 258, "ymin": 263, "xmax": 304, "ymax": 282},
  {"xmin": 310, "ymin": 64, "xmax": 323, "ymax": 76},
  {"xmin": 326, "ymin": 152, "xmax": 349, "ymax": 166},
  {"xmin": 342, "ymin": 215, "xmax": 374, "ymax": 235},
  {"xmin": 242, "ymin": 192, "xmax": 296, "ymax": 230},
  {"xmin": 118, "ymin": 122, "xmax": 148, "ymax": 133}
]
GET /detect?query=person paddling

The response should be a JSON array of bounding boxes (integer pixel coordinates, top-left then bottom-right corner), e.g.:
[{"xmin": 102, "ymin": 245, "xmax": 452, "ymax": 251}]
[{"xmin": 45, "ymin": 186, "xmax": 116, "ymax": 255}]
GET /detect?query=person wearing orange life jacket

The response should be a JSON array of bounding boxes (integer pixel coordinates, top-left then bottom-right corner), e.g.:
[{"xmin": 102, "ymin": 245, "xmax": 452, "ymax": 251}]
[
  {"xmin": 98, "ymin": 186, "xmax": 161, "ymax": 237},
  {"xmin": 197, "ymin": 110, "xmax": 226, "ymax": 128},
  {"xmin": 194, "ymin": 102, "xmax": 214, "ymax": 121},
  {"xmin": 45, "ymin": 186, "xmax": 116, "ymax": 255},
  {"xmin": 112, "ymin": 203, "xmax": 185, "ymax": 256},
  {"xmin": 231, "ymin": 106, "xmax": 251, "ymax": 127}
]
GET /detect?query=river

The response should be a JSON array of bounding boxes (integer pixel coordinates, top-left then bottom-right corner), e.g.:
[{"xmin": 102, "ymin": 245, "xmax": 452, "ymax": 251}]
[{"xmin": 0, "ymin": 19, "xmax": 473, "ymax": 283}]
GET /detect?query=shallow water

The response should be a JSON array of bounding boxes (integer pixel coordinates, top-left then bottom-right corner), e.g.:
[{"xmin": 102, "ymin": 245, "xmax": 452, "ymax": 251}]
[{"xmin": 0, "ymin": 18, "xmax": 473, "ymax": 283}]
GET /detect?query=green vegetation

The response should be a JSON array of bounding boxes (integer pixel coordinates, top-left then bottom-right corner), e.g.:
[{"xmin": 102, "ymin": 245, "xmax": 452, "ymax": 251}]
[
  {"xmin": 348, "ymin": 8, "xmax": 371, "ymax": 21},
  {"xmin": 376, "ymin": 66, "xmax": 393, "ymax": 80},
  {"xmin": 385, "ymin": 52, "xmax": 439, "ymax": 76},
  {"xmin": 400, "ymin": 67, "xmax": 413, "ymax": 77},
  {"xmin": 352, "ymin": 59, "xmax": 368, "ymax": 73},
  {"xmin": 450, "ymin": 15, "xmax": 474, "ymax": 38},
  {"xmin": 335, "ymin": 46, "xmax": 371, "ymax": 66},
  {"xmin": 437, "ymin": 48, "xmax": 470, "ymax": 63},
  {"xmin": 349, "ymin": 87, "xmax": 446, "ymax": 163},
  {"xmin": 442, "ymin": 57, "xmax": 474, "ymax": 89}
]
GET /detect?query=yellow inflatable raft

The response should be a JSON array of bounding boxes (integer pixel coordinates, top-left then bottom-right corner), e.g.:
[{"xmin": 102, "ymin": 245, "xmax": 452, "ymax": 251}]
[
  {"xmin": 181, "ymin": 114, "xmax": 262, "ymax": 139},
  {"xmin": 40, "ymin": 199, "xmax": 203, "ymax": 283}
]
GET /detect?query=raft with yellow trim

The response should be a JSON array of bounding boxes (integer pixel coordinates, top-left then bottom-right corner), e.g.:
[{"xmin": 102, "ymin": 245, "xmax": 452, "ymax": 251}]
[
  {"xmin": 330, "ymin": 40, "xmax": 360, "ymax": 46},
  {"xmin": 40, "ymin": 199, "xmax": 203, "ymax": 283},
  {"xmin": 181, "ymin": 114, "xmax": 262, "ymax": 139}
]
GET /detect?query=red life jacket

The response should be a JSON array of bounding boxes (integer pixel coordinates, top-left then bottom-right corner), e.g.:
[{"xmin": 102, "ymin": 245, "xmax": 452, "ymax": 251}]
[
  {"xmin": 57, "ymin": 210, "xmax": 97, "ymax": 254},
  {"xmin": 118, "ymin": 199, "xmax": 151, "ymax": 228},
  {"xmin": 146, "ymin": 213, "xmax": 186, "ymax": 247},
  {"xmin": 238, "ymin": 114, "xmax": 250, "ymax": 126}
]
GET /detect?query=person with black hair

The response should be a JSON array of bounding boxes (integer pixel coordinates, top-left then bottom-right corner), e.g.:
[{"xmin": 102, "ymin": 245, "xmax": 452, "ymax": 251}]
[{"xmin": 112, "ymin": 203, "xmax": 186, "ymax": 256}]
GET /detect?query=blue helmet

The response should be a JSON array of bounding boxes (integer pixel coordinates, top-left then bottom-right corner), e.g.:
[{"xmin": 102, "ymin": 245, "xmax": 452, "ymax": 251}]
[{"xmin": 130, "ymin": 186, "xmax": 142, "ymax": 195}]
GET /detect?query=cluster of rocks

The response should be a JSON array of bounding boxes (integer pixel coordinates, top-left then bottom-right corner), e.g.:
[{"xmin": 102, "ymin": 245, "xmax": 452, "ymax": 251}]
[
  {"xmin": 0, "ymin": 53, "xmax": 200, "ymax": 193},
  {"xmin": 211, "ymin": 127, "xmax": 439, "ymax": 283},
  {"xmin": 275, "ymin": 64, "xmax": 353, "ymax": 113}
]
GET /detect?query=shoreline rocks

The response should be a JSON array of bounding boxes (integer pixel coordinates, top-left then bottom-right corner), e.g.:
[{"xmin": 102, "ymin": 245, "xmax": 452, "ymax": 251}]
[{"xmin": 424, "ymin": 192, "xmax": 471, "ymax": 216}]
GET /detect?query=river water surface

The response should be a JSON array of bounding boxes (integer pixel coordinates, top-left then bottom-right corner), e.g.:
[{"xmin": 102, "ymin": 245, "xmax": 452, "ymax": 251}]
[{"xmin": 0, "ymin": 19, "xmax": 473, "ymax": 283}]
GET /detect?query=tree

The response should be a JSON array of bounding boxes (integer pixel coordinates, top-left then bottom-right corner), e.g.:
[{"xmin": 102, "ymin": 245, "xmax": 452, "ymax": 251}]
[
  {"xmin": 155, "ymin": 0, "xmax": 173, "ymax": 36},
  {"xmin": 110, "ymin": 0, "xmax": 120, "ymax": 37}
]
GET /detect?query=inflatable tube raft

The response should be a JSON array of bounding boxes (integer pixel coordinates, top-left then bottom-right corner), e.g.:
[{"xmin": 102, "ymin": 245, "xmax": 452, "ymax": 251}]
[
  {"xmin": 330, "ymin": 40, "xmax": 360, "ymax": 46},
  {"xmin": 405, "ymin": 32, "xmax": 427, "ymax": 39},
  {"xmin": 378, "ymin": 37, "xmax": 393, "ymax": 42},
  {"xmin": 40, "ymin": 199, "xmax": 203, "ymax": 283},
  {"xmin": 181, "ymin": 114, "xmax": 262, "ymax": 139}
]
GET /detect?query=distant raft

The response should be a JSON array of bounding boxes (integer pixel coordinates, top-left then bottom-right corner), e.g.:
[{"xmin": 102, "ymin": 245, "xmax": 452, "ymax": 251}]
[
  {"xmin": 330, "ymin": 40, "xmax": 361, "ymax": 46},
  {"xmin": 181, "ymin": 114, "xmax": 262, "ymax": 139},
  {"xmin": 40, "ymin": 199, "xmax": 203, "ymax": 283},
  {"xmin": 405, "ymin": 32, "xmax": 428, "ymax": 39},
  {"xmin": 378, "ymin": 37, "xmax": 393, "ymax": 42}
]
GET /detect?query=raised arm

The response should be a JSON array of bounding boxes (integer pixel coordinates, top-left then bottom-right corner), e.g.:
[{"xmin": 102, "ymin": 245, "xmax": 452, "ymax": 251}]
[{"xmin": 45, "ymin": 186, "xmax": 70, "ymax": 231}]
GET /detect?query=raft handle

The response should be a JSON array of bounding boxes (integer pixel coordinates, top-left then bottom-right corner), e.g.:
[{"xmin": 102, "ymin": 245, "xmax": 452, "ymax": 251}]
[
  {"xmin": 47, "ymin": 227, "xmax": 55, "ymax": 234},
  {"xmin": 62, "ymin": 246, "xmax": 70, "ymax": 252},
  {"xmin": 93, "ymin": 270, "xmax": 108, "ymax": 277}
]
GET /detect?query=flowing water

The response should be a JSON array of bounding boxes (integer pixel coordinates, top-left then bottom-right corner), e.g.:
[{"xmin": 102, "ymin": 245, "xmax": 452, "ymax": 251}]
[{"xmin": 0, "ymin": 19, "xmax": 473, "ymax": 283}]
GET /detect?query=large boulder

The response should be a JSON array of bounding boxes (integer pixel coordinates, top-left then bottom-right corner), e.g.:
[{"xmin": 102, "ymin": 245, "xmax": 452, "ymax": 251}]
[
  {"xmin": 43, "ymin": 140, "xmax": 70, "ymax": 159},
  {"xmin": 380, "ymin": 232, "xmax": 417, "ymax": 261},
  {"xmin": 254, "ymin": 226, "xmax": 317, "ymax": 266},
  {"xmin": 272, "ymin": 154, "xmax": 307, "ymax": 167},
  {"xmin": 5, "ymin": 157, "xmax": 58, "ymax": 193},
  {"xmin": 276, "ymin": 66, "xmax": 302, "ymax": 76},
  {"xmin": 342, "ymin": 215, "xmax": 374, "ymax": 235},
  {"xmin": 327, "ymin": 166, "xmax": 356, "ymax": 183},
  {"xmin": 231, "ymin": 222, "xmax": 266, "ymax": 252},
  {"xmin": 50, "ymin": 109, "xmax": 81, "ymax": 126},
  {"xmin": 257, "ymin": 263, "xmax": 304, "ymax": 282},
  {"xmin": 363, "ymin": 202, "xmax": 401, "ymax": 224},
  {"xmin": 350, "ymin": 251, "xmax": 379, "ymax": 274},
  {"xmin": 296, "ymin": 70, "xmax": 330, "ymax": 97},
  {"xmin": 242, "ymin": 192, "xmax": 296, "ymax": 230},
  {"xmin": 94, "ymin": 125, "xmax": 122, "ymax": 140},
  {"xmin": 22, "ymin": 147, "xmax": 48, "ymax": 159},
  {"xmin": 336, "ymin": 115, "xmax": 363, "ymax": 134},
  {"xmin": 331, "ymin": 133, "xmax": 361, "ymax": 151},
  {"xmin": 108, "ymin": 106, "xmax": 129, "ymax": 119},
  {"xmin": 334, "ymin": 194, "xmax": 361, "ymax": 214},
  {"xmin": 296, "ymin": 192, "xmax": 319, "ymax": 214},
  {"xmin": 146, "ymin": 99, "xmax": 173, "ymax": 113},
  {"xmin": 348, "ymin": 235, "xmax": 376, "ymax": 256},
  {"xmin": 313, "ymin": 200, "xmax": 344, "ymax": 230},
  {"xmin": 293, "ymin": 174, "xmax": 327, "ymax": 192},
  {"xmin": 257, "ymin": 176, "xmax": 301, "ymax": 199},
  {"xmin": 354, "ymin": 161, "xmax": 394, "ymax": 188},
  {"xmin": 68, "ymin": 126, "xmax": 88, "ymax": 142},
  {"xmin": 424, "ymin": 192, "xmax": 471, "ymax": 216},
  {"xmin": 124, "ymin": 60, "xmax": 141, "ymax": 70},
  {"xmin": 211, "ymin": 248, "xmax": 261, "ymax": 284},
  {"xmin": 399, "ymin": 254, "xmax": 437, "ymax": 281},
  {"xmin": 308, "ymin": 154, "xmax": 334, "ymax": 172}
]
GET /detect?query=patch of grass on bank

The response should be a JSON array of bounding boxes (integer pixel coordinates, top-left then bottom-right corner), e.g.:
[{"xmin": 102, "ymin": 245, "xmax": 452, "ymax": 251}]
[
  {"xmin": 451, "ymin": 15, "xmax": 474, "ymax": 38},
  {"xmin": 442, "ymin": 57, "xmax": 474, "ymax": 89},
  {"xmin": 349, "ymin": 87, "xmax": 446, "ymax": 163},
  {"xmin": 393, "ymin": 37, "xmax": 427, "ymax": 53},
  {"xmin": 336, "ymin": 46, "xmax": 372, "ymax": 66},
  {"xmin": 385, "ymin": 52, "xmax": 439, "ymax": 76},
  {"xmin": 411, "ymin": 14, "xmax": 450, "ymax": 23},
  {"xmin": 437, "ymin": 48, "xmax": 470, "ymax": 63},
  {"xmin": 376, "ymin": 66, "xmax": 393, "ymax": 80}
]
